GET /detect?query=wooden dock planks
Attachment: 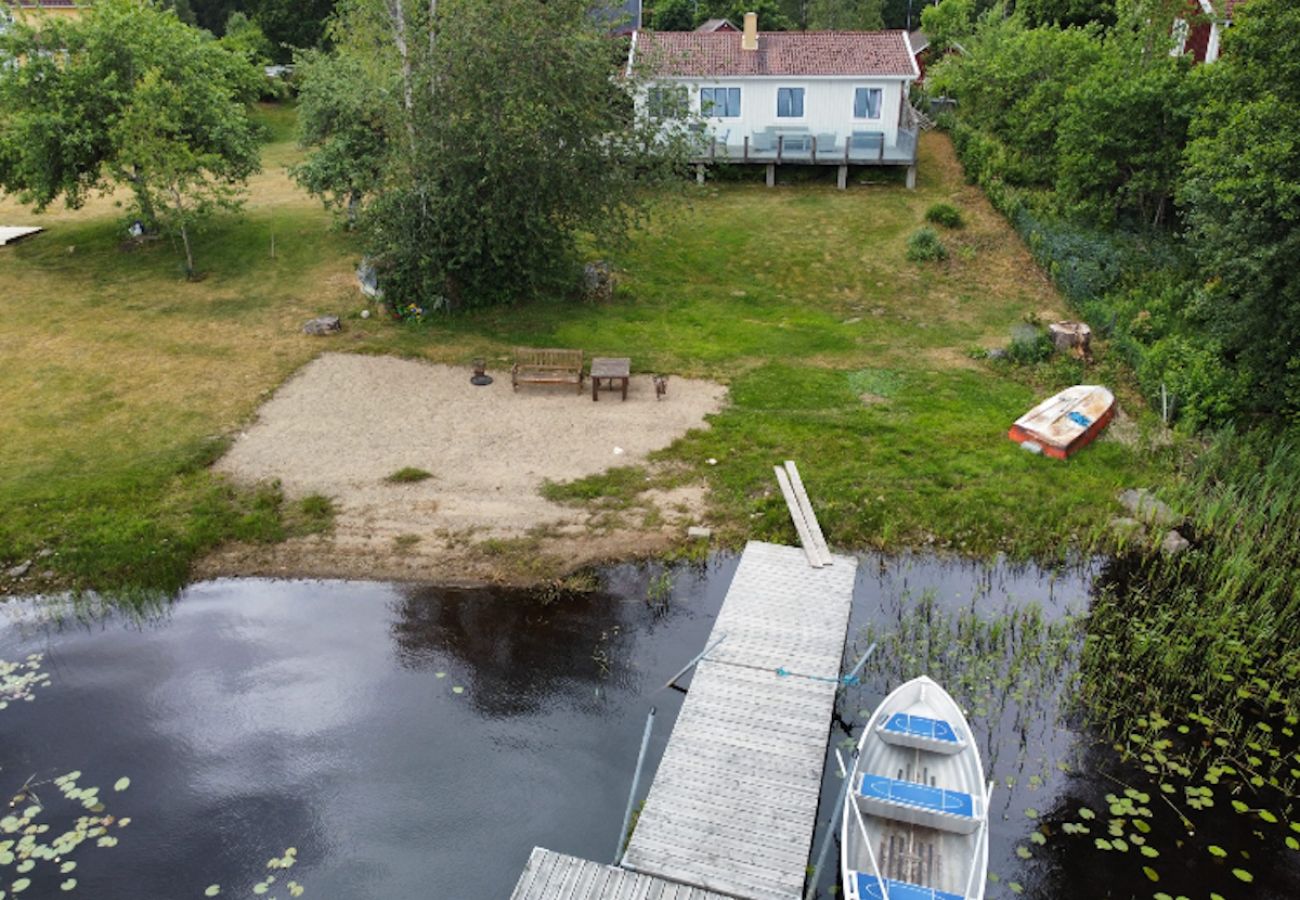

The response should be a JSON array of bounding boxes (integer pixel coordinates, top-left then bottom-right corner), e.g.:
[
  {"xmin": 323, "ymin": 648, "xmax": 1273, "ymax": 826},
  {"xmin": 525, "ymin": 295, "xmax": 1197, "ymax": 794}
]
[
  {"xmin": 510, "ymin": 848, "xmax": 732, "ymax": 900},
  {"xmin": 620, "ymin": 541, "xmax": 858, "ymax": 900}
]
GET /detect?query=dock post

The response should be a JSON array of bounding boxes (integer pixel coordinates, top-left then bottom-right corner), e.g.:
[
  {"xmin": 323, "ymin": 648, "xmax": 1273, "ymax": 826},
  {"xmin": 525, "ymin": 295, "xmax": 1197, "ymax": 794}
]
[
  {"xmin": 837, "ymin": 165, "xmax": 848, "ymax": 190},
  {"xmin": 765, "ymin": 163, "xmax": 775, "ymax": 187},
  {"xmin": 906, "ymin": 165, "xmax": 917, "ymax": 190},
  {"xmin": 615, "ymin": 707, "xmax": 656, "ymax": 865}
]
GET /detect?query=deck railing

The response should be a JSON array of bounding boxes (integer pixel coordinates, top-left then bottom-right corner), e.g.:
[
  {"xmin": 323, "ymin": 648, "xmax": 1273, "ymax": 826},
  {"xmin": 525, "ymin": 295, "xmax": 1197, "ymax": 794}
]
[{"xmin": 689, "ymin": 127, "xmax": 918, "ymax": 166}]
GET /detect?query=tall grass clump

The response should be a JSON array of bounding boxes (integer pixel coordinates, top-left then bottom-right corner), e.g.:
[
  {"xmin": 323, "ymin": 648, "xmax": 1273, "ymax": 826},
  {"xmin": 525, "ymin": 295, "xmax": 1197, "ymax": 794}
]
[
  {"xmin": 906, "ymin": 226, "xmax": 948, "ymax": 262},
  {"xmin": 1080, "ymin": 430, "xmax": 1300, "ymax": 758},
  {"xmin": 925, "ymin": 202, "xmax": 964, "ymax": 229}
]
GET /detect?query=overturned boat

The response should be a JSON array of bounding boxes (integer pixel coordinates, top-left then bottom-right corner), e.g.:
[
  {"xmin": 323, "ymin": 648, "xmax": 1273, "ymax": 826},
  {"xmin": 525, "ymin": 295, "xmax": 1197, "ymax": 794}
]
[{"xmin": 1008, "ymin": 384, "xmax": 1115, "ymax": 459}]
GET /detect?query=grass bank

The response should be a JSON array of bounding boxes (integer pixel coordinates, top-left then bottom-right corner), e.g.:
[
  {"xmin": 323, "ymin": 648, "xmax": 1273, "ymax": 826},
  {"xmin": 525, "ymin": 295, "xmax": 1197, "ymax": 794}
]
[{"xmin": 0, "ymin": 106, "xmax": 1172, "ymax": 596}]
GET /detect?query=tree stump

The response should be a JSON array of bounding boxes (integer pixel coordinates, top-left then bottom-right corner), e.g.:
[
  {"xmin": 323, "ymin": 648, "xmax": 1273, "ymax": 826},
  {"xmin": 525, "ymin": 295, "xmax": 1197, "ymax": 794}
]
[{"xmin": 1049, "ymin": 321, "xmax": 1092, "ymax": 357}]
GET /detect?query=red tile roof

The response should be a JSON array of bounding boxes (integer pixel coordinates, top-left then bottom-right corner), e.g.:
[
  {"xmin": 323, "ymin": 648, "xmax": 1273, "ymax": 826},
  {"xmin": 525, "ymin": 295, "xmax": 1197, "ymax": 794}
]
[{"xmin": 635, "ymin": 30, "xmax": 917, "ymax": 79}]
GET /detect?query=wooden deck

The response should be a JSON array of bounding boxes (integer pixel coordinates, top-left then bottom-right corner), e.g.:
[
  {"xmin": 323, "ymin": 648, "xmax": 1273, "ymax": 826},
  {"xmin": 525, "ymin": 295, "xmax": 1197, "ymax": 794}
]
[
  {"xmin": 510, "ymin": 848, "xmax": 732, "ymax": 900},
  {"xmin": 621, "ymin": 541, "xmax": 858, "ymax": 900}
]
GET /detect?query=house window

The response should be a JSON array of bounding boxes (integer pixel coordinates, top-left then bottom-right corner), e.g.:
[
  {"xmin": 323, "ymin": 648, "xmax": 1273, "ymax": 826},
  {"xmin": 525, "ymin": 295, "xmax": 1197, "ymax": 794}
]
[
  {"xmin": 700, "ymin": 86, "xmax": 740, "ymax": 118},
  {"xmin": 776, "ymin": 87, "xmax": 804, "ymax": 118},
  {"xmin": 854, "ymin": 87, "xmax": 882, "ymax": 119},
  {"xmin": 648, "ymin": 85, "xmax": 689, "ymax": 118}
]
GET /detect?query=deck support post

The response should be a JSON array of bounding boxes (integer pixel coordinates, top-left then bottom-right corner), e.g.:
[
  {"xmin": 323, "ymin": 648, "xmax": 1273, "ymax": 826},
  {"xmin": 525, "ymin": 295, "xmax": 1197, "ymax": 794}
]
[
  {"xmin": 906, "ymin": 165, "xmax": 917, "ymax": 190},
  {"xmin": 695, "ymin": 164, "xmax": 706, "ymax": 185},
  {"xmin": 837, "ymin": 165, "xmax": 848, "ymax": 190},
  {"xmin": 765, "ymin": 163, "xmax": 775, "ymax": 188}
]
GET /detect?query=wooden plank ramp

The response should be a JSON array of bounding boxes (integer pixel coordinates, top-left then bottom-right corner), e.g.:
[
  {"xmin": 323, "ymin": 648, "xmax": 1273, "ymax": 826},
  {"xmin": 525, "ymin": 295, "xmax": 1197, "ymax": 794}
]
[
  {"xmin": 511, "ymin": 848, "xmax": 732, "ymax": 900},
  {"xmin": 774, "ymin": 462, "xmax": 832, "ymax": 568},
  {"xmin": 620, "ymin": 540, "xmax": 858, "ymax": 900}
]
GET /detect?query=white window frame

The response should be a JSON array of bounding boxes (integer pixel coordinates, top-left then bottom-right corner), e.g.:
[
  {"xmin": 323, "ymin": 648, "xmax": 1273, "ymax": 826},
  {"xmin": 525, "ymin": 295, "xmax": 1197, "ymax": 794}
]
[
  {"xmin": 853, "ymin": 86, "xmax": 883, "ymax": 120},
  {"xmin": 700, "ymin": 85, "xmax": 741, "ymax": 119},
  {"xmin": 776, "ymin": 86, "xmax": 806, "ymax": 120}
]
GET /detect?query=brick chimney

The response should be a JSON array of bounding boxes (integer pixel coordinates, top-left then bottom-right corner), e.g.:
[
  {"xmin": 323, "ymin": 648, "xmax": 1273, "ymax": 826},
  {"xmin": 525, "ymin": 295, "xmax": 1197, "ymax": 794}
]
[{"xmin": 742, "ymin": 12, "xmax": 758, "ymax": 51}]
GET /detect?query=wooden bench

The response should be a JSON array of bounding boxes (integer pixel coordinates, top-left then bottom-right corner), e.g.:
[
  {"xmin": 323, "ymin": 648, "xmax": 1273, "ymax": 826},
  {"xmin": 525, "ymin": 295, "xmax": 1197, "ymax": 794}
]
[{"xmin": 511, "ymin": 347, "xmax": 584, "ymax": 393}]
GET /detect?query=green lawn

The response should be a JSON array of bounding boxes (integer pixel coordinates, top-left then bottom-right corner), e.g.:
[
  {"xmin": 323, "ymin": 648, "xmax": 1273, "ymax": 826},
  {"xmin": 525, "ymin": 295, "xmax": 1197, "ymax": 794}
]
[{"xmin": 0, "ymin": 106, "xmax": 1173, "ymax": 596}]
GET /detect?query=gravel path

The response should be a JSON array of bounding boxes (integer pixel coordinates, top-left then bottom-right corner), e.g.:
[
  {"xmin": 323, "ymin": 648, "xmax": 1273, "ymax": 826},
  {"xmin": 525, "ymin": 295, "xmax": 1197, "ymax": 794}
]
[{"xmin": 206, "ymin": 353, "xmax": 727, "ymax": 583}]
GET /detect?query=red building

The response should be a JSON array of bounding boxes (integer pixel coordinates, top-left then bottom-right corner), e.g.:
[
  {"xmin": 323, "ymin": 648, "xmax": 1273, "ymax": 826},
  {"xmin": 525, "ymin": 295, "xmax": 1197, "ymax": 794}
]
[{"xmin": 1175, "ymin": 0, "xmax": 1245, "ymax": 64}]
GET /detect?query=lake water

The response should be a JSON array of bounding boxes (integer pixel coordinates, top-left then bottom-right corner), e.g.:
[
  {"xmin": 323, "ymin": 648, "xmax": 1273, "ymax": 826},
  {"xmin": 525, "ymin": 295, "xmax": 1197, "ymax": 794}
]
[{"xmin": 2, "ymin": 555, "xmax": 1296, "ymax": 899}]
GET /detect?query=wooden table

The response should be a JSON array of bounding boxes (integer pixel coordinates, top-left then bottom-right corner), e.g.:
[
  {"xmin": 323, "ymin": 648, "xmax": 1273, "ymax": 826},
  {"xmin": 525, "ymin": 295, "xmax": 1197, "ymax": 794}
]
[{"xmin": 590, "ymin": 356, "xmax": 630, "ymax": 401}]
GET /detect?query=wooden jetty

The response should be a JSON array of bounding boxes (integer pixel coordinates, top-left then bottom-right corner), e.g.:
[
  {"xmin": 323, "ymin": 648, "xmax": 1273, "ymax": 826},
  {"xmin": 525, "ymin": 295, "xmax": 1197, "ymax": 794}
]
[
  {"xmin": 512, "ymin": 848, "xmax": 731, "ymax": 900},
  {"xmin": 510, "ymin": 539, "xmax": 858, "ymax": 900}
]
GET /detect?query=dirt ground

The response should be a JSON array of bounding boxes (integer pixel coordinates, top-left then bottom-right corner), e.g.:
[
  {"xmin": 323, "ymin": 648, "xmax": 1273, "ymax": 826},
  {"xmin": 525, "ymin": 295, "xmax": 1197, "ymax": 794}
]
[{"xmin": 197, "ymin": 353, "xmax": 728, "ymax": 585}]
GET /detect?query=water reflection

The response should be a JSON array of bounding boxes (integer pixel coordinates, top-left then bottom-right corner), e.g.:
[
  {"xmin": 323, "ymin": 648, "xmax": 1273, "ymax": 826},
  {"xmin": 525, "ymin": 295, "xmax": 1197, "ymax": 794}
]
[{"xmin": 2, "ymin": 554, "xmax": 1293, "ymax": 899}]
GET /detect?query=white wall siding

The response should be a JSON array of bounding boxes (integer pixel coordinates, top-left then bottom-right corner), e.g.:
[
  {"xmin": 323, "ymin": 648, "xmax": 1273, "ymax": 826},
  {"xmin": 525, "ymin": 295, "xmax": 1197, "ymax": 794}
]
[{"xmin": 664, "ymin": 77, "xmax": 909, "ymax": 150}]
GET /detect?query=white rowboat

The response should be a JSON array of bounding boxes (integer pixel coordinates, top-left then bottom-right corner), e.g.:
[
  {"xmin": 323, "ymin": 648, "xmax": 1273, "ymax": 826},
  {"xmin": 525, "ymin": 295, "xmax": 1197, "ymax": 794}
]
[{"xmin": 841, "ymin": 676, "xmax": 991, "ymax": 900}]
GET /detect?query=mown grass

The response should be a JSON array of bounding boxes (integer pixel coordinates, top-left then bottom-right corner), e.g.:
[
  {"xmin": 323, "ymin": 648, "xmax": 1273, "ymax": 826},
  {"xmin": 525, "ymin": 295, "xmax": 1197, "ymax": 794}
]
[
  {"xmin": 0, "ymin": 107, "xmax": 1172, "ymax": 596},
  {"xmin": 0, "ymin": 104, "xmax": 353, "ymax": 597}
]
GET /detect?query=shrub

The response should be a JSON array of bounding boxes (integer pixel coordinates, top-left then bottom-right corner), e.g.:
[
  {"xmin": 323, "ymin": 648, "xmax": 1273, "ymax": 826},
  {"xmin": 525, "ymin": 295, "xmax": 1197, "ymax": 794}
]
[
  {"xmin": 1138, "ymin": 335, "xmax": 1242, "ymax": 430},
  {"xmin": 925, "ymin": 203, "xmax": 964, "ymax": 229},
  {"xmin": 906, "ymin": 227, "xmax": 948, "ymax": 262},
  {"xmin": 1005, "ymin": 324, "xmax": 1055, "ymax": 365}
]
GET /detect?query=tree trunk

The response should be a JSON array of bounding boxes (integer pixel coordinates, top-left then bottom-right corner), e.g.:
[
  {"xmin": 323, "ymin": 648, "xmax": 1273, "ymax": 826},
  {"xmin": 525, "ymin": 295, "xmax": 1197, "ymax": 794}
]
[
  {"xmin": 170, "ymin": 184, "xmax": 195, "ymax": 279},
  {"xmin": 386, "ymin": 0, "xmax": 417, "ymax": 149},
  {"xmin": 180, "ymin": 223, "xmax": 195, "ymax": 280},
  {"xmin": 130, "ymin": 167, "xmax": 159, "ymax": 230},
  {"xmin": 347, "ymin": 190, "xmax": 361, "ymax": 228}
]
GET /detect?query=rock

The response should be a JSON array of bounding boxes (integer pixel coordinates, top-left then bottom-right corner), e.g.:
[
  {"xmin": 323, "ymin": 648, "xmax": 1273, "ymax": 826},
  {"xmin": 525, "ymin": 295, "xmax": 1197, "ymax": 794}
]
[
  {"xmin": 1118, "ymin": 488, "xmax": 1178, "ymax": 527},
  {"xmin": 687, "ymin": 526, "xmax": 712, "ymax": 539},
  {"xmin": 36, "ymin": 548, "xmax": 54, "ymax": 559},
  {"xmin": 6, "ymin": 561, "xmax": 31, "ymax": 579},
  {"xmin": 986, "ymin": 348, "xmax": 1008, "ymax": 360},
  {"xmin": 302, "ymin": 316, "xmax": 342, "ymax": 336},
  {"xmin": 1049, "ymin": 321, "xmax": 1092, "ymax": 356},
  {"xmin": 41, "ymin": 570, "xmax": 55, "ymax": 579},
  {"xmin": 1161, "ymin": 530, "xmax": 1191, "ymax": 556}
]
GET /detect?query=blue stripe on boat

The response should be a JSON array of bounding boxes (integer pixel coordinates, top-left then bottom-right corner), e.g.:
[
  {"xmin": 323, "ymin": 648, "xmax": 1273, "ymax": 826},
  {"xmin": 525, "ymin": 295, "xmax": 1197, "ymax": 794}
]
[
  {"xmin": 857, "ymin": 774, "xmax": 975, "ymax": 819},
  {"xmin": 882, "ymin": 713, "xmax": 960, "ymax": 744},
  {"xmin": 854, "ymin": 871, "xmax": 966, "ymax": 900}
]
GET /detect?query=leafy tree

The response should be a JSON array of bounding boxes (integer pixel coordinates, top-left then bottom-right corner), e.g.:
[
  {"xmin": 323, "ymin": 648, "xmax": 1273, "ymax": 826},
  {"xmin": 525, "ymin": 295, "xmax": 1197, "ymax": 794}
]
[
  {"xmin": 0, "ymin": 0, "xmax": 262, "ymax": 268},
  {"xmin": 692, "ymin": 0, "xmax": 793, "ymax": 30},
  {"xmin": 1016, "ymin": 0, "xmax": 1115, "ymax": 28},
  {"xmin": 920, "ymin": 0, "xmax": 974, "ymax": 52},
  {"xmin": 312, "ymin": 0, "xmax": 690, "ymax": 311},
  {"xmin": 1056, "ymin": 51, "xmax": 1197, "ymax": 226},
  {"xmin": 249, "ymin": 0, "xmax": 339, "ymax": 61},
  {"xmin": 1179, "ymin": 0, "xmax": 1300, "ymax": 416},
  {"xmin": 928, "ymin": 16, "xmax": 1103, "ymax": 184},
  {"xmin": 112, "ymin": 67, "xmax": 259, "ymax": 277},
  {"xmin": 221, "ymin": 10, "xmax": 273, "ymax": 65},
  {"xmin": 291, "ymin": 49, "xmax": 391, "ymax": 226},
  {"xmin": 808, "ymin": 0, "xmax": 884, "ymax": 30},
  {"xmin": 721, "ymin": 0, "xmax": 793, "ymax": 29},
  {"xmin": 651, "ymin": 0, "xmax": 697, "ymax": 30}
]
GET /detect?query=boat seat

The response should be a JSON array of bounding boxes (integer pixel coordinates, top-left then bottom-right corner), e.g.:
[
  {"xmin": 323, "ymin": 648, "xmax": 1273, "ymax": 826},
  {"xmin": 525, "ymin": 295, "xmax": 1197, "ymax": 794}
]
[
  {"xmin": 848, "ymin": 871, "xmax": 966, "ymax": 900},
  {"xmin": 856, "ymin": 774, "xmax": 980, "ymax": 834},
  {"xmin": 877, "ymin": 712, "xmax": 965, "ymax": 754}
]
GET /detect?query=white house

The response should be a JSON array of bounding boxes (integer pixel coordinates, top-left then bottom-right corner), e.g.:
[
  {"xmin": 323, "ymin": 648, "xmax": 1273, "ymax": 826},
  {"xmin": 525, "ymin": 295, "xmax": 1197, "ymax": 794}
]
[{"xmin": 629, "ymin": 12, "xmax": 921, "ymax": 188}]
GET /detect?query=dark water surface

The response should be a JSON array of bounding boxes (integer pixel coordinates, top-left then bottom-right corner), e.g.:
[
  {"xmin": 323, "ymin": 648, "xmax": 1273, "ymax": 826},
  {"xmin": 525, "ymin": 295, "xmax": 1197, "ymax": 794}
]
[{"xmin": 2, "ymin": 556, "xmax": 1296, "ymax": 899}]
